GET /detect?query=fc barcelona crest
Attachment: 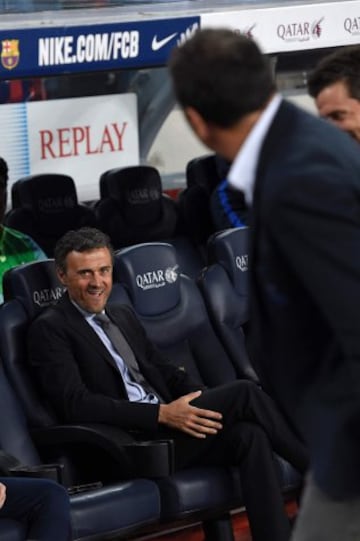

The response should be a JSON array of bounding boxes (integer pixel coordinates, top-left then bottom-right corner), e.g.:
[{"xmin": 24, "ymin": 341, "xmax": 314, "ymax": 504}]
[{"xmin": 1, "ymin": 40, "xmax": 20, "ymax": 70}]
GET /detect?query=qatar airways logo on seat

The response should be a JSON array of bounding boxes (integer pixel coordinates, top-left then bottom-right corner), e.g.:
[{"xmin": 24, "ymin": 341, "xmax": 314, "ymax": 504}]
[
  {"xmin": 136, "ymin": 265, "xmax": 178, "ymax": 290},
  {"xmin": 38, "ymin": 195, "xmax": 76, "ymax": 213},
  {"xmin": 33, "ymin": 287, "xmax": 65, "ymax": 307},
  {"xmin": 126, "ymin": 187, "xmax": 160, "ymax": 204},
  {"xmin": 235, "ymin": 255, "xmax": 248, "ymax": 272}
]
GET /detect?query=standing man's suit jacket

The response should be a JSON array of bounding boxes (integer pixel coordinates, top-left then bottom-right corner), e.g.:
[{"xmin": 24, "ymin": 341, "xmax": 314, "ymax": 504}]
[
  {"xmin": 28, "ymin": 293, "xmax": 204, "ymax": 433},
  {"xmin": 249, "ymin": 100, "xmax": 360, "ymax": 497}
]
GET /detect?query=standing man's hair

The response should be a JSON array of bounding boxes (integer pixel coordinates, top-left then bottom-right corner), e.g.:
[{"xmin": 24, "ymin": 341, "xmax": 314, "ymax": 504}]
[
  {"xmin": 54, "ymin": 227, "xmax": 114, "ymax": 273},
  {"xmin": 0, "ymin": 157, "xmax": 9, "ymax": 188},
  {"xmin": 169, "ymin": 28, "xmax": 276, "ymax": 128},
  {"xmin": 308, "ymin": 46, "xmax": 360, "ymax": 100}
]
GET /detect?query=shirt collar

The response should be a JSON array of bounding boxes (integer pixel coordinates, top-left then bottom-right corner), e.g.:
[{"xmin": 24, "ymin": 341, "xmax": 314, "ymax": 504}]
[
  {"xmin": 70, "ymin": 298, "xmax": 104, "ymax": 321},
  {"xmin": 228, "ymin": 94, "xmax": 282, "ymax": 206}
]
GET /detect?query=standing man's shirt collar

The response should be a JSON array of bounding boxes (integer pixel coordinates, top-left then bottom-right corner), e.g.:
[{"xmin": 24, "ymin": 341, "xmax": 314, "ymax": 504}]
[{"xmin": 228, "ymin": 94, "xmax": 282, "ymax": 206}]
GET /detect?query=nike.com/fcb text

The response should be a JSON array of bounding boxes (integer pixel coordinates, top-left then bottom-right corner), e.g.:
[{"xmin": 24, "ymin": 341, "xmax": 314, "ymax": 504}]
[{"xmin": 38, "ymin": 32, "xmax": 140, "ymax": 66}]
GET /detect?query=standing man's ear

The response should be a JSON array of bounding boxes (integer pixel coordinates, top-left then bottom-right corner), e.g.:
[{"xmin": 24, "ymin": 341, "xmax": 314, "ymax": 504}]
[{"xmin": 184, "ymin": 107, "xmax": 210, "ymax": 143}]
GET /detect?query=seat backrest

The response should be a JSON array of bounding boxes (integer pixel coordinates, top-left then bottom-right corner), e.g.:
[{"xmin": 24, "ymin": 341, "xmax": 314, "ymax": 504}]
[
  {"xmin": 0, "ymin": 362, "xmax": 40, "ymax": 466},
  {"xmin": 177, "ymin": 154, "xmax": 230, "ymax": 245},
  {"xmin": 5, "ymin": 174, "xmax": 97, "ymax": 256},
  {"xmin": 96, "ymin": 166, "xmax": 179, "ymax": 248},
  {"xmin": 97, "ymin": 166, "xmax": 206, "ymax": 278},
  {"xmin": 186, "ymin": 154, "xmax": 228, "ymax": 193},
  {"xmin": 197, "ymin": 227, "xmax": 259, "ymax": 383},
  {"xmin": 0, "ymin": 260, "xmax": 65, "ymax": 428},
  {"xmin": 111, "ymin": 242, "xmax": 239, "ymax": 388}
]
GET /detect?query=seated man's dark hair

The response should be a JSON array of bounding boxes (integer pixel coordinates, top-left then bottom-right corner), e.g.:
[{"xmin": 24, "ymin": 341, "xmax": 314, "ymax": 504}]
[
  {"xmin": 308, "ymin": 45, "xmax": 360, "ymax": 100},
  {"xmin": 54, "ymin": 227, "xmax": 114, "ymax": 272}
]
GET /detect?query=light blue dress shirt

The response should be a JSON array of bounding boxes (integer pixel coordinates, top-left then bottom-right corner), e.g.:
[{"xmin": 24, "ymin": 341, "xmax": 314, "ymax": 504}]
[{"xmin": 73, "ymin": 301, "xmax": 159, "ymax": 404}]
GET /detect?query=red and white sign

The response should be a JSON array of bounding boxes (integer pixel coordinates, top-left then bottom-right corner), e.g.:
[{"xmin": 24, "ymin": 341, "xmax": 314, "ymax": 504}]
[{"xmin": 27, "ymin": 93, "xmax": 139, "ymax": 201}]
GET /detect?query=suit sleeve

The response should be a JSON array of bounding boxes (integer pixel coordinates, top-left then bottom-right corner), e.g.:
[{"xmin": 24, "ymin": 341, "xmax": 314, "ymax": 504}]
[
  {"xmin": 27, "ymin": 311, "xmax": 160, "ymax": 432},
  {"xmin": 269, "ymin": 169, "xmax": 360, "ymax": 359},
  {"xmin": 115, "ymin": 305, "xmax": 207, "ymax": 397}
]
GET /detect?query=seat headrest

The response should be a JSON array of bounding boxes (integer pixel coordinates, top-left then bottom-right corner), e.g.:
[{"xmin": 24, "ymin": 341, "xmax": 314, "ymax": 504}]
[
  {"xmin": 12, "ymin": 174, "xmax": 78, "ymax": 210},
  {"xmin": 207, "ymin": 227, "xmax": 249, "ymax": 296},
  {"xmin": 11, "ymin": 174, "xmax": 79, "ymax": 234},
  {"xmin": 114, "ymin": 243, "xmax": 181, "ymax": 316},
  {"xmin": 3, "ymin": 260, "xmax": 65, "ymax": 318},
  {"xmin": 186, "ymin": 154, "xmax": 230, "ymax": 193},
  {"xmin": 101, "ymin": 166, "xmax": 163, "ymax": 227}
]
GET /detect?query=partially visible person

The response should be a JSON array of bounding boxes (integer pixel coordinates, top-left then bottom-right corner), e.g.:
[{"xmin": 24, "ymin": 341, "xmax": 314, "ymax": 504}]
[
  {"xmin": 169, "ymin": 28, "xmax": 360, "ymax": 541},
  {"xmin": 308, "ymin": 45, "xmax": 360, "ymax": 142},
  {"xmin": 0, "ymin": 157, "xmax": 46, "ymax": 303},
  {"xmin": 0, "ymin": 477, "xmax": 72, "ymax": 540},
  {"xmin": 0, "ymin": 79, "xmax": 46, "ymax": 104}
]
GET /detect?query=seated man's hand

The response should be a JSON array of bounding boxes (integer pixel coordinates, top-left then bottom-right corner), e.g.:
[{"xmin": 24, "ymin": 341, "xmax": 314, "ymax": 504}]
[
  {"xmin": 0, "ymin": 482, "xmax": 6, "ymax": 509},
  {"xmin": 158, "ymin": 390, "xmax": 223, "ymax": 438}
]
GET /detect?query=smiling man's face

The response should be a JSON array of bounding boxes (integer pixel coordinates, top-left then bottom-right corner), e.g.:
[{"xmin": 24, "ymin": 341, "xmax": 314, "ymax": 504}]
[
  {"xmin": 315, "ymin": 80, "xmax": 360, "ymax": 143},
  {"xmin": 57, "ymin": 247, "xmax": 113, "ymax": 314}
]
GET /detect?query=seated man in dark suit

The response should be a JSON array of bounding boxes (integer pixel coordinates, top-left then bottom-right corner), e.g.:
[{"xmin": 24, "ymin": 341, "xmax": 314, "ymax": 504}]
[
  {"xmin": 0, "ymin": 476, "xmax": 72, "ymax": 540},
  {"xmin": 28, "ymin": 227, "xmax": 308, "ymax": 541}
]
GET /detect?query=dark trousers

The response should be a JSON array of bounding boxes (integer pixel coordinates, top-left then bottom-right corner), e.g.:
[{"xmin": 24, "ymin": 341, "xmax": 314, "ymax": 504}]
[
  {"xmin": 0, "ymin": 477, "xmax": 72, "ymax": 541},
  {"xmin": 163, "ymin": 380, "xmax": 308, "ymax": 541}
]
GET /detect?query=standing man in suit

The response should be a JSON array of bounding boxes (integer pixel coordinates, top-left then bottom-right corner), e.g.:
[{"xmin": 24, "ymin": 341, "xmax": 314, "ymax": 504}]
[
  {"xmin": 28, "ymin": 226, "xmax": 308, "ymax": 541},
  {"xmin": 168, "ymin": 28, "xmax": 360, "ymax": 541},
  {"xmin": 307, "ymin": 45, "xmax": 360, "ymax": 143}
]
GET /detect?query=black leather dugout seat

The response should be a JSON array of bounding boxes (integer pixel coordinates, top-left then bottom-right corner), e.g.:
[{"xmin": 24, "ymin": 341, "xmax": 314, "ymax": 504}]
[
  {"xmin": 95, "ymin": 165, "xmax": 205, "ymax": 278},
  {"xmin": 111, "ymin": 242, "xmax": 301, "ymax": 535},
  {"xmin": 96, "ymin": 165, "xmax": 178, "ymax": 246},
  {"xmin": 4, "ymin": 174, "xmax": 97, "ymax": 257},
  {"xmin": 197, "ymin": 227, "xmax": 259, "ymax": 383},
  {"xmin": 0, "ymin": 363, "xmax": 161, "ymax": 541}
]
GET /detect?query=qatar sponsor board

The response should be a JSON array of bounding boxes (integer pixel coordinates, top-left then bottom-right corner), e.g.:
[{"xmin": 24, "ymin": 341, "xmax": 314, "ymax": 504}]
[
  {"xmin": 201, "ymin": 0, "xmax": 360, "ymax": 53},
  {"xmin": 0, "ymin": 93, "xmax": 139, "ymax": 202},
  {"xmin": 0, "ymin": 16, "xmax": 199, "ymax": 78}
]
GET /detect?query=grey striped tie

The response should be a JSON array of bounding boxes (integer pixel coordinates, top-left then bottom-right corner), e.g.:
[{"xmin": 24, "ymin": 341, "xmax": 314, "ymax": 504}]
[{"xmin": 94, "ymin": 312, "xmax": 163, "ymax": 401}]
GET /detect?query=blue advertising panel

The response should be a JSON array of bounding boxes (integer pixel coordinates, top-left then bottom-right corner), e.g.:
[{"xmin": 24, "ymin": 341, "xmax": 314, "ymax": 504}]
[{"xmin": 0, "ymin": 16, "xmax": 199, "ymax": 79}]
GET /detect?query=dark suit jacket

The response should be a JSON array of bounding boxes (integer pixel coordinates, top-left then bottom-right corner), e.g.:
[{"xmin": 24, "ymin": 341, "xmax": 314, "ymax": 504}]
[
  {"xmin": 28, "ymin": 293, "xmax": 204, "ymax": 433},
  {"xmin": 249, "ymin": 99, "xmax": 360, "ymax": 497}
]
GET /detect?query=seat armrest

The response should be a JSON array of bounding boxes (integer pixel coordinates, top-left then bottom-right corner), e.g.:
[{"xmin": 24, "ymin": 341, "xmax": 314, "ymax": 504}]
[
  {"xmin": 9, "ymin": 463, "xmax": 64, "ymax": 484},
  {"xmin": 31, "ymin": 424, "xmax": 174, "ymax": 477}
]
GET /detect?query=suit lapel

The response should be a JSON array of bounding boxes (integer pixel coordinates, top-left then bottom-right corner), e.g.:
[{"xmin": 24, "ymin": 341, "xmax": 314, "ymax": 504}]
[
  {"xmin": 58, "ymin": 294, "xmax": 120, "ymax": 373},
  {"xmin": 251, "ymin": 100, "xmax": 296, "ymax": 267}
]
